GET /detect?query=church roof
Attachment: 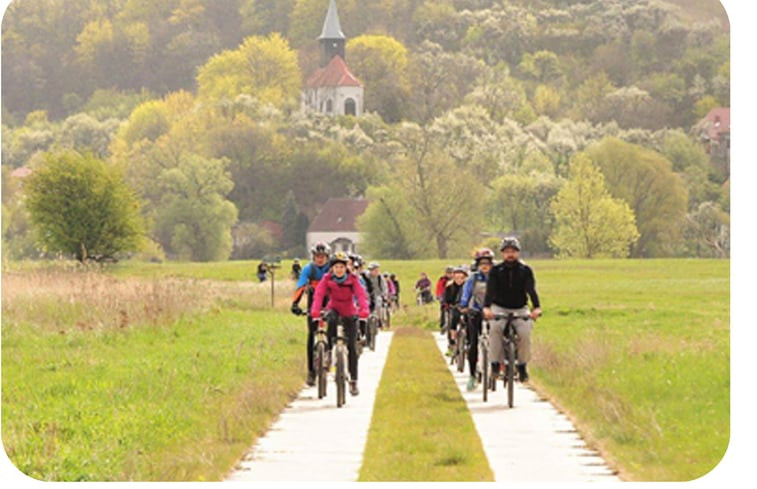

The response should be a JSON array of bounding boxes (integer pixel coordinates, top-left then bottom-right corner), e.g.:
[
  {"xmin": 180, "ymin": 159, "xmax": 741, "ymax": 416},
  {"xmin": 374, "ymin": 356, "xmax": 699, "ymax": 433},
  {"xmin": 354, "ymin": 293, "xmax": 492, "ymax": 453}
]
[
  {"xmin": 308, "ymin": 198, "xmax": 369, "ymax": 233},
  {"xmin": 305, "ymin": 55, "xmax": 362, "ymax": 88},
  {"xmin": 319, "ymin": 0, "xmax": 345, "ymax": 39}
]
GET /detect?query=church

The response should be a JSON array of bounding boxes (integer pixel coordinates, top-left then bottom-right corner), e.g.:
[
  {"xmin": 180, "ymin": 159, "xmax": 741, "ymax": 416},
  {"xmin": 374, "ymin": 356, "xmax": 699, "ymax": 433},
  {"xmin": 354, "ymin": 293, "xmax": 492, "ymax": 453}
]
[{"xmin": 301, "ymin": 0, "xmax": 364, "ymax": 117}]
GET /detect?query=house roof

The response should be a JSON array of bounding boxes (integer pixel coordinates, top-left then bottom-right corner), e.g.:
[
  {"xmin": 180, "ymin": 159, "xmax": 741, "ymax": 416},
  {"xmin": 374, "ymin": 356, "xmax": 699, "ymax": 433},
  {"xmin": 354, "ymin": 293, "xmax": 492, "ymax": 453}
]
[
  {"xmin": 10, "ymin": 166, "xmax": 32, "ymax": 178},
  {"xmin": 305, "ymin": 55, "xmax": 362, "ymax": 88},
  {"xmin": 698, "ymin": 107, "xmax": 730, "ymax": 141},
  {"xmin": 308, "ymin": 198, "xmax": 369, "ymax": 233},
  {"xmin": 319, "ymin": 0, "xmax": 345, "ymax": 39}
]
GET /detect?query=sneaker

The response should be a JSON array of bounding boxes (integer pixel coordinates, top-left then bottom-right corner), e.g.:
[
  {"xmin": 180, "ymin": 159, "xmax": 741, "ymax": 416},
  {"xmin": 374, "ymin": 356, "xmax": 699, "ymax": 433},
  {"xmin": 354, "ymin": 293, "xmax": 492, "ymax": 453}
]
[
  {"xmin": 517, "ymin": 364, "xmax": 529, "ymax": 383},
  {"xmin": 349, "ymin": 381, "xmax": 359, "ymax": 396},
  {"xmin": 466, "ymin": 376, "xmax": 476, "ymax": 391},
  {"xmin": 445, "ymin": 346, "xmax": 453, "ymax": 357},
  {"xmin": 306, "ymin": 372, "xmax": 316, "ymax": 387}
]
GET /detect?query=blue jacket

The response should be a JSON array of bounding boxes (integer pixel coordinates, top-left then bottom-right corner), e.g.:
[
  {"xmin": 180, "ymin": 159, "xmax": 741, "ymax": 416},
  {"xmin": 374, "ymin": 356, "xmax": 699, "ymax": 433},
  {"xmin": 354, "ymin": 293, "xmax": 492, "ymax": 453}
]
[
  {"xmin": 292, "ymin": 261, "xmax": 331, "ymax": 304},
  {"xmin": 460, "ymin": 271, "xmax": 489, "ymax": 311}
]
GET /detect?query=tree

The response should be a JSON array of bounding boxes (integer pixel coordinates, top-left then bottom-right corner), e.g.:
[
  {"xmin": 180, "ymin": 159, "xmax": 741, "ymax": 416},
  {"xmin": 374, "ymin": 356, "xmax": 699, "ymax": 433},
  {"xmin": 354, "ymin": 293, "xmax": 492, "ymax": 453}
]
[
  {"xmin": 683, "ymin": 201, "xmax": 729, "ymax": 258},
  {"xmin": 585, "ymin": 137, "xmax": 688, "ymax": 257},
  {"xmin": 346, "ymin": 34, "xmax": 411, "ymax": 122},
  {"xmin": 154, "ymin": 153, "xmax": 238, "ymax": 261},
  {"xmin": 196, "ymin": 33, "xmax": 302, "ymax": 107},
  {"xmin": 280, "ymin": 190, "xmax": 309, "ymax": 254},
  {"xmin": 25, "ymin": 150, "xmax": 144, "ymax": 261},
  {"xmin": 549, "ymin": 154, "xmax": 639, "ymax": 258}
]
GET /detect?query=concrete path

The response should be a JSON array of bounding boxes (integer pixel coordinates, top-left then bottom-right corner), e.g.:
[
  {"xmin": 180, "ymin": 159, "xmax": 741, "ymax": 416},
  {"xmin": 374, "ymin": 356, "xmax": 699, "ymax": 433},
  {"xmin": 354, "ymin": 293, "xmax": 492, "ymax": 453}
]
[
  {"xmin": 434, "ymin": 332, "xmax": 621, "ymax": 482},
  {"xmin": 225, "ymin": 331, "xmax": 394, "ymax": 482}
]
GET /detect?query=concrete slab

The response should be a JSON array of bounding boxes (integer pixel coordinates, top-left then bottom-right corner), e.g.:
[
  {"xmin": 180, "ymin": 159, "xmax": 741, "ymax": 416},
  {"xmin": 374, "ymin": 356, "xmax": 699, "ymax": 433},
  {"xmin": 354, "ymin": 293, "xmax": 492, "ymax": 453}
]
[
  {"xmin": 225, "ymin": 331, "xmax": 395, "ymax": 482},
  {"xmin": 433, "ymin": 331, "xmax": 622, "ymax": 482}
]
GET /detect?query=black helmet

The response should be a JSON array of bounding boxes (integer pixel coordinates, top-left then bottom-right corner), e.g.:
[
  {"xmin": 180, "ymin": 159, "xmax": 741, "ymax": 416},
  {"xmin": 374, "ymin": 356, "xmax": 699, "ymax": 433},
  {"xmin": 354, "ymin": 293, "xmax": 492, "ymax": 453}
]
[
  {"xmin": 311, "ymin": 241, "xmax": 331, "ymax": 256},
  {"xmin": 500, "ymin": 237, "xmax": 521, "ymax": 251},
  {"xmin": 475, "ymin": 248, "xmax": 495, "ymax": 263}
]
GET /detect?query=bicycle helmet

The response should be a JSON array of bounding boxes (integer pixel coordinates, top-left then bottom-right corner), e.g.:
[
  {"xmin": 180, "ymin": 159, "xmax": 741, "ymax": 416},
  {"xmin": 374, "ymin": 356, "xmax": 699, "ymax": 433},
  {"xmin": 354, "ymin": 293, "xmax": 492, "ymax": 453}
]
[
  {"xmin": 445, "ymin": 265, "xmax": 454, "ymax": 273},
  {"xmin": 311, "ymin": 241, "xmax": 331, "ymax": 256},
  {"xmin": 368, "ymin": 262, "xmax": 380, "ymax": 270},
  {"xmin": 474, "ymin": 248, "xmax": 495, "ymax": 263},
  {"xmin": 452, "ymin": 266, "xmax": 469, "ymax": 276},
  {"xmin": 330, "ymin": 251, "xmax": 350, "ymax": 265},
  {"xmin": 500, "ymin": 236, "xmax": 521, "ymax": 251}
]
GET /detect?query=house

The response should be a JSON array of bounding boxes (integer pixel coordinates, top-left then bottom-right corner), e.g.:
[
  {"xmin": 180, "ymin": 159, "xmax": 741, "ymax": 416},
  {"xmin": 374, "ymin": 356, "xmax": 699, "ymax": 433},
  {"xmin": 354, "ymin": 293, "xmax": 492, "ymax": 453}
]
[
  {"xmin": 695, "ymin": 107, "xmax": 730, "ymax": 163},
  {"xmin": 301, "ymin": 0, "xmax": 364, "ymax": 117},
  {"xmin": 306, "ymin": 198, "xmax": 369, "ymax": 255}
]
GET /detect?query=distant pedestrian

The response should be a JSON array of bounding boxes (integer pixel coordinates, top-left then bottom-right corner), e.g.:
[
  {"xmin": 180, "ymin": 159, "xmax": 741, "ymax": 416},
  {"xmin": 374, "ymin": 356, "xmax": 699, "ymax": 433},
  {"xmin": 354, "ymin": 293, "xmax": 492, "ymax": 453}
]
[
  {"xmin": 291, "ymin": 259, "xmax": 302, "ymax": 280},
  {"xmin": 257, "ymin": 261, "xmax": 268, "ymax": 282}
]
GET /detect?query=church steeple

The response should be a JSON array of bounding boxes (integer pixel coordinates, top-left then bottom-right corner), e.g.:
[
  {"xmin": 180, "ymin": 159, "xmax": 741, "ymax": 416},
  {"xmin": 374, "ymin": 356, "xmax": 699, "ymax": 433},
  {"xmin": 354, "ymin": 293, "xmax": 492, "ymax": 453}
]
[{"xmin": 319, "ymin": 0, "xmax": 345, "ymax": 67}]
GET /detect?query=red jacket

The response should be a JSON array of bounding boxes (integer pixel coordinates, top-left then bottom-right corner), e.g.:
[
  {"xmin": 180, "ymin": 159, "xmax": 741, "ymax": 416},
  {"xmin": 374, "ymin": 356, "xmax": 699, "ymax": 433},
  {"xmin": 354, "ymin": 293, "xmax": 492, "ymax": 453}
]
[
  {"xmin": 435, "ymin": 276, "xmax": 449, "ymax": 299},
  {"xmin": 311, "ymin": 272, "xmax": 369, "ymax": 319}
]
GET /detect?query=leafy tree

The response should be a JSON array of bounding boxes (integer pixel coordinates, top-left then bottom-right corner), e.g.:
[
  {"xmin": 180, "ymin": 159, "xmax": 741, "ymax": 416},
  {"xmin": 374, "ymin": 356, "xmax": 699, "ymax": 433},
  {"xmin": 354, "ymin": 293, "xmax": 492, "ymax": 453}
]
[
  {"xmin": 25, "ymin": 150, "xmax": 144, "ymax": 261},
  {"xmin": 584, "ymin": 137, "xmax": 688, "ymax": 257},
  {"xmin": 346, "ymin": 34, "xmax": 411, "ymax": 122},
  {"xmin": 280, "ymin": 190, "xmax": 309, "ymax": 254},
  {"xmin": 196, "ymin": 33, "xmax": 302, "ymax": 107},
  {"xmin": 154, "ymin": 153, "xmax": 238, "ymax": 261},
  {"xmin": 486, "ymin": 173, "xmax": 562, "ymax": 254},
  {"xmin": 549, "ymin": 154, "xmax": 639, "ymax": 258},
  {"xmin": 683, "ymin": 201, "xmax": 729, "ymax": 258}
]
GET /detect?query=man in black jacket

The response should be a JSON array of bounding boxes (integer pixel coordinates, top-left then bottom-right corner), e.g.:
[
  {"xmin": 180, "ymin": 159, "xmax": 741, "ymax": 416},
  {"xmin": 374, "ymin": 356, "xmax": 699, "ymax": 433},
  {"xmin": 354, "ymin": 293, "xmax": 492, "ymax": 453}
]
[{"xmin": 483, "ymin": 237, "xmax": 542, "ymax": 382}]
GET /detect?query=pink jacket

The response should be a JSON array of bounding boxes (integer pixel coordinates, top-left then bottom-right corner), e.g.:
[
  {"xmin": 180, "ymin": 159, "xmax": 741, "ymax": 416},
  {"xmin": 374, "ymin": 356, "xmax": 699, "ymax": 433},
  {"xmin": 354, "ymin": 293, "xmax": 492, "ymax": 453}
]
[{"xmin": 311, "ymin": 272, "xmax": 369, "ymax": 319}]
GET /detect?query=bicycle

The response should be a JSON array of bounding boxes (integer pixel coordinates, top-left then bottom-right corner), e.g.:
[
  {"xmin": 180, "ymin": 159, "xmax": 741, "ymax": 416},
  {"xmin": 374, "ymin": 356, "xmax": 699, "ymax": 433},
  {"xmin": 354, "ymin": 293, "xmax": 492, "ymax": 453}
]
[
  {"xmin": 332, "ymin": 316, "xmax": 352, "ymax": 408},
  {"xmin": 477, "ymin": 313, "xmax": 491, "ymax": 403},
  {"xmin": 488, "ymin": 312, "xmax": 535, "ymax": 408},
  {"xmin": 380, "ymin": 298, "xmax": 391, "ymax": 330},
  {"xmin": 312, "ymin": 312, "xmax": 330, "ymax": 400},
  {"xmin": 367, "ymin": 312, "xmax": 379, "ymax": 352},
  {"xmin": 448, "ymin": 310, "xmax": 466, "ymax": 373}
]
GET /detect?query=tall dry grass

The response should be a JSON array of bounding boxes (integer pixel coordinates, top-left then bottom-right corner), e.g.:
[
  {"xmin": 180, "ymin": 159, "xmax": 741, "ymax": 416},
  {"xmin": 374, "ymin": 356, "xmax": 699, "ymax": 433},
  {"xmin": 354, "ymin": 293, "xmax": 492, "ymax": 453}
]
[{"xmin": 1, "ymin": 267, "xmax": 296, "ymax": 331}]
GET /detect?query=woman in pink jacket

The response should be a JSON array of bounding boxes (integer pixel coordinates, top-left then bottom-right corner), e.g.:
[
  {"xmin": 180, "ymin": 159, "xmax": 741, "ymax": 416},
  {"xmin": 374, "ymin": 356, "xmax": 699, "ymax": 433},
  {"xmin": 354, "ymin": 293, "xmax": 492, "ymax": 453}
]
[{"xmin": 311, "ymin": 251, "xmax": 370, "ymax": 396}]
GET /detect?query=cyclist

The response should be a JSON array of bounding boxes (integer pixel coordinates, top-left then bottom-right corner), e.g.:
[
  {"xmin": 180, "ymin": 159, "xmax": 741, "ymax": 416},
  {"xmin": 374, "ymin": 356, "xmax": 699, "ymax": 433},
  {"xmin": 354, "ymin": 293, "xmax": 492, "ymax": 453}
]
[
  {"xmin": 389, "ymin": 273, "xmax": 400, "ymax": 309},
  {"xmin": 483, "ymin": 237, "xmax": 542, "ymax": 383},
  {"xmin": 350, "ymin": 254, "xmax": 371, "ymax": 347},
  {"xmin": 435, "ymin": 266, "xmax": 454, "ymax": 330},
  {"xmin": 442, "ymin": 266, "xmax": 469, "ymax": 357},
  {"xmin": 366, "ymin": 262, "xmax": 389, "ymax": 328},
  {"xmin": 383, "ymin": 272, "xmax": 396, "ymax": 311},
  {"xmin": 291, "ymin": 242, "xmax": 332, "ymax": 387},
  {"xmin": 257, "ymin": 261, "xmax": 268, "ymax": 282},
  {"xmin": 460, "ymin": 248, "xmax": 495, "ymax": 390},
  {"xmin": 415, "ymin": 272, "xmax": 433, "ymax": 304},
  {"xmin": 311, "ymin": 252, "xmax": 369, "ymax": 396}
]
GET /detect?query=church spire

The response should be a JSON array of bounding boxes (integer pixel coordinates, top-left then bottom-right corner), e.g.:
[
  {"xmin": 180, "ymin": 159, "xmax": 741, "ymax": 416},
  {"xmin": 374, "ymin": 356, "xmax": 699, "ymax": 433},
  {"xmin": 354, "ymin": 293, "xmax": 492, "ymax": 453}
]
[
  {"xmin": 318, "ymin": 0, "xmax": 346, "ymax": 67},
  {"xmin": 319, "ymin": 0, "xmax": 345, "ymax": 40}
]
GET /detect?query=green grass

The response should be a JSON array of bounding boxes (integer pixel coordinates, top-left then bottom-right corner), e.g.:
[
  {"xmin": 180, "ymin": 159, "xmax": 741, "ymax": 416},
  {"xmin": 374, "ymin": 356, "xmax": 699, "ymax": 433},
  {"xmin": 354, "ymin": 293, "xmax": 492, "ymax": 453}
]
[
  {"xmin": 2, "ymin": 305, "xmax": 308, "ymax": 481},
  {"xmin": 358, "ymin": 327, "xmax": 493, "ymax": 481}
]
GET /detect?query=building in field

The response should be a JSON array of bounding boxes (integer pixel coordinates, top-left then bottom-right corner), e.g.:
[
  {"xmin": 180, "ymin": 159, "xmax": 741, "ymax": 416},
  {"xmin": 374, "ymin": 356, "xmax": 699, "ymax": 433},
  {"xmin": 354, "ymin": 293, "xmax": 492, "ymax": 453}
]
[
  {"xmin": 306, "ymin": 198, "xmax": 368, "ymax": 255},
  {"xmin": 301, "ymin": 0, "xmax": 364, "ymax": 117}
]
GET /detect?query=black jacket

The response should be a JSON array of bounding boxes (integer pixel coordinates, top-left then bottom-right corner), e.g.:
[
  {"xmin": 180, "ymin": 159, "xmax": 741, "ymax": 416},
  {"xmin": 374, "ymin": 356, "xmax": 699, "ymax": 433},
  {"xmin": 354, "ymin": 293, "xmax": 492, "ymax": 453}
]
[
  {"xmin": 484, "ymin": 260, "xmax": 540, "ymax": 309},
  {"xmin": 443, "ymin": 281, "xmax": 465, "ymax": 307}
]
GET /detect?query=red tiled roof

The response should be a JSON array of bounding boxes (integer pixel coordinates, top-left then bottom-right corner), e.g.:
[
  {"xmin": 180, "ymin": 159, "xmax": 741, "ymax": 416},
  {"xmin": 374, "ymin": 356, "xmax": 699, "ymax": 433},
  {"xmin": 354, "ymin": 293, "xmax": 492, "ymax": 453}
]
[
  {"xmin": 699, "ymin": 107, "xmax": 730, "ymax": 141},
  {"xmin": 308, "ymin": 198, "xmax": 369, "ymax": 232},
  {"xmin": 305, "ymin": 55, "xmax": 362, "ymax": 88}
]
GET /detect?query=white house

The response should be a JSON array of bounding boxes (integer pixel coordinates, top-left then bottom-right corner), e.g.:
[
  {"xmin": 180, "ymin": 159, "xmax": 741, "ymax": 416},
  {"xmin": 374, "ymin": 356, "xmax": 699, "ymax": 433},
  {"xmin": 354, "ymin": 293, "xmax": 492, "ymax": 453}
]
[{"xmin": 306, "ymin": 198, "xmax": 369, "ymax": 255}]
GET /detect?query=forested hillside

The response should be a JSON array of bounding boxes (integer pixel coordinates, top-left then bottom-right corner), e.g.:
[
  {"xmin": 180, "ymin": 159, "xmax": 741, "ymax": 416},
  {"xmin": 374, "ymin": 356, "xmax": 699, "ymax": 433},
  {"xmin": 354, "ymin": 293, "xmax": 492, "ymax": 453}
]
[{"xmin": 2, "ymin": 0, "xmax": 730, "ymax": 260}]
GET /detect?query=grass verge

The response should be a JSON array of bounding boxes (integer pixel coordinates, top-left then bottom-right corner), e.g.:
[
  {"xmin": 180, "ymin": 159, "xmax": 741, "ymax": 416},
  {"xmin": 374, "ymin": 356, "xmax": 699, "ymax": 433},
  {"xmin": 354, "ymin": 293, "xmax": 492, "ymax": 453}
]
[
  {"xmin": 358, "ymin": 327, "xmax": 493, "ymax": 481},
  {"xmin": 2, "ymin": 269, "xmax": 308, "ymax": 481}
]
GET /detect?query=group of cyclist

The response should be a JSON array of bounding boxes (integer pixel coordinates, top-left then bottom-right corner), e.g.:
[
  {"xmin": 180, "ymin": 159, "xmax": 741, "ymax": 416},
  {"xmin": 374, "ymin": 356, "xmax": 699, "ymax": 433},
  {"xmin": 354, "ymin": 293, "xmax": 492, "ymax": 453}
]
[
  {"xmin": 437, "ymin": 237, "xmax": 542, "ymax": 391},
  {"xmin": 288, "ymin": 235, "xmax": 541, "ymax": 398},
  {"xmin": 290, "ymin": 242, "xmax": 399, "ymax": 397}
]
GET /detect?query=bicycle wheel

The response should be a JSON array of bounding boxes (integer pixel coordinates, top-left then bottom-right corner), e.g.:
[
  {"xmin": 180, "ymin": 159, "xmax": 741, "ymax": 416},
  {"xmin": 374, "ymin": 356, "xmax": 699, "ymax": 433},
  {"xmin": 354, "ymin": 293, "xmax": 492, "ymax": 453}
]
[
  {"xmin": 336, "ymin": 345, "xmax": 346, "ymax": 407},
  {"xmin": 456, "ymin": 329, "xmax": 466, "ymax": 373},
  {"xmin": 482, "ymin": 341, "xmax": 489, "ymax": 402},
  {"xmin": 369, "ymin": 317, "xmax": 377, "ymax": 351},
  {"xmin": 506, "ymin": 340, "xmax": 515, "ymax": 408},
  {"xmin": 385, "ymin": 307, "xmax": 391, "ymax": 329},
  {"xmin": 315, "ymin": 341, "xmax": 327, "ymax": 399}
]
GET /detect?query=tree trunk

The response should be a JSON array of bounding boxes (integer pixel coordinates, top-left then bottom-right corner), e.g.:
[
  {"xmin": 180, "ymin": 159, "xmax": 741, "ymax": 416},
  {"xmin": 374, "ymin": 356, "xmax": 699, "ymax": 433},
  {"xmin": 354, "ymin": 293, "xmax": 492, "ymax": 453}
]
[{"xmin": 436, "ymin": 234, "xmax": 448, "ymax": 259}]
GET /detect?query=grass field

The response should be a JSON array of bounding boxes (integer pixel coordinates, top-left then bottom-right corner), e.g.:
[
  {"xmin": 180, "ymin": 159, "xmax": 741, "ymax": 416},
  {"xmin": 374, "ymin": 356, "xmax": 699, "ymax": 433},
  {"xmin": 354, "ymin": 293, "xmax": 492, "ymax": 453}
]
[
  {"xmin": 358, "ymin": 327, "xmax": 493, "ymax": 481},
  {"xmin": 1, "ymin": 268, "xmax": 308, "ymax": 481},
  {"xmin": 2, "ymin": 257, "xmax": 729, "ymax": 481}
]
